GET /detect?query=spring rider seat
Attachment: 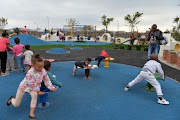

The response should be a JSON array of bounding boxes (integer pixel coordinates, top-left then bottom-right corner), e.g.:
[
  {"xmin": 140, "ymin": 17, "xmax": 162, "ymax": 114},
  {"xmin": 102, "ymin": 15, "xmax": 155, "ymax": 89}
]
[
  {"xmin": 37, "ymin": 92, "xmax": 51, "ymax": 110},
  {"xmin": 104, "ymin": 57, "xmax": 115, "ymax": 68},
  {"xmin": 145, "ymin": 73, "xmax": 162, "ymax": 92}
]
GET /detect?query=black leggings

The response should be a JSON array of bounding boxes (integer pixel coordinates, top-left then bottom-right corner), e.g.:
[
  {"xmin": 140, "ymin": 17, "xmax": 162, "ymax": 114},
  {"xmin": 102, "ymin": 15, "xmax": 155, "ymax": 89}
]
[
  {"xmin": 95, "ymin": 56, "xmax": 106, "ymax": 67},
  {"xmin": 0, "ymin": 51, "xmax": 7, "ymax": 73}
]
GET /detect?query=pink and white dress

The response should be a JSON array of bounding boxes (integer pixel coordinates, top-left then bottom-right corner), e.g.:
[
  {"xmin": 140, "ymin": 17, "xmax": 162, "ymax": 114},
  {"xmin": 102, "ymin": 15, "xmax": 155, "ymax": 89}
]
[{"xmin": 19, "ymin": 67, "xmax": 55, "ymax": 93}]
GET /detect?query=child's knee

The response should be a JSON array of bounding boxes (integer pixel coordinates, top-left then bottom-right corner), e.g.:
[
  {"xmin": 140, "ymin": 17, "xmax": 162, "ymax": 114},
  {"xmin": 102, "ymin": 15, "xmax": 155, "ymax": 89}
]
[
  {"xmin": 31, "ymin": 92, "xmax": 38, "ymax": 99},
  {"xmin": 13, "ymin": 102, "xmax": 20, "ymax": 107}
]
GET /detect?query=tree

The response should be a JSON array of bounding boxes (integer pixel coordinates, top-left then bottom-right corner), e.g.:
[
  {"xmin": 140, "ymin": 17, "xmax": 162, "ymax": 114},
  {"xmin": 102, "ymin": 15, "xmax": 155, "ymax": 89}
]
[
  {"xmin": 0, "ymin": 17, "xmax": 8, "ymax": 29},
  {"xmin": 66, "ymin": 17, "xmax": 79, "ymax": 27},
  {"xmin": 124, "ymin": 11, "xmax": 143, "ymax": 33},
  {"xmin": 172, "ymin": 16, "xmax": 180, "ymax": 41},
  {"xmin": 173, "ymin": 17, "xmax": 180, "ymax": 32},
  {"xmin": 101, "ymin": 15, "xmax": 114, "ymax": 32},
  {"xmin": 164, "ymin": 29, "xmax": 170, "ymax": 33}
]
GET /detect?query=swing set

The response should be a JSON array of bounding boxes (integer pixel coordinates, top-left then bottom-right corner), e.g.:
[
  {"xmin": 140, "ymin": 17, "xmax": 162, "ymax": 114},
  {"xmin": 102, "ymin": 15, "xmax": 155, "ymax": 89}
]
[{"xmin": 63, "ymin": 25, "xmax": 97, "ymax": 42}]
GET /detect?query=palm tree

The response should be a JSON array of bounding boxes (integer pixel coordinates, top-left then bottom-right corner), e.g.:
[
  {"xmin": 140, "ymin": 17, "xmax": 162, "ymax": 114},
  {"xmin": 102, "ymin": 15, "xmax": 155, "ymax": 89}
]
[
  {"xmin": 124, "ymin": 12, "xmax": 143, "ymax": 33},
  {"xmin": 173, "ymin": 17, "xmax": 180, "ymax": 32},
  {"xmin": 101, "ymin": 15, "xmax": 114, "ymax": 32},
  {"xmin": 172, "ymin": 17, "xmax": 180, "ymax": 41}
]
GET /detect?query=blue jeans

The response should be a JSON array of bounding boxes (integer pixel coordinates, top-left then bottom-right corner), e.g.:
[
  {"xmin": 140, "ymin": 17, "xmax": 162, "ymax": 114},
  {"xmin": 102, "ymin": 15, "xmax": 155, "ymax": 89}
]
[
  {"xmin": 16, "ymin": 54, "xmax": 25, "ymax": 72},
  {"xmin": 95, "ymin": 56, "xmax": 106, "ymax": 67},
  {"xmin": 147, "ymin": 44, "xmax": 160, "ymax": 61}
]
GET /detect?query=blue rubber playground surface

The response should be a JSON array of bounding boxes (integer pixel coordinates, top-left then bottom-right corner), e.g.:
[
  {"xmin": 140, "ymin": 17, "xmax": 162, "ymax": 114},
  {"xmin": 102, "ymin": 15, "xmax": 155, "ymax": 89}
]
[
  {"xmin": 46, "ymin": 48, "xmax": 70, "ymax": 54},
  {"xmin": 70, "ymin": 47, "xmax": 83, "ymax": 50},
  {"xmin": 9, "ymin": 35, "xmax": 109, "ymax": 46},
  {"xmin": 0, "ymin": 62, "xmax": 179, "ymax": 120}
]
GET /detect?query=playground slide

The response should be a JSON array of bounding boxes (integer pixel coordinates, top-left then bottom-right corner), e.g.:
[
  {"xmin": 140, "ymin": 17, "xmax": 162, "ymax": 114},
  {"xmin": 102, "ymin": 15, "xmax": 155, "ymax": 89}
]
[
  {"xmin": 9, "ymin": 33, "xmax": 16, "ymax": 37},
  {"xmin": 118, "ymin": 38, "xmax": 137, "ymax": 45}
]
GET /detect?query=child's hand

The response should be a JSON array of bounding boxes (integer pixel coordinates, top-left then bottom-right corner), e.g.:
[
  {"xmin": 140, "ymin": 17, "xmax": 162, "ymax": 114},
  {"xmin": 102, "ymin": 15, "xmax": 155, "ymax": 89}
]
[
  {"xmin": 51, "ymin": 87, "xmax": 57, "ymax": 92},
  {"xmin": 162, "ymin": 76, "xmax": 166, "ymax": 81},
  {"xmin": 88, "ymin": 66, "xmax": 92, "ymax": 69},
  {"xmin": 37, "ymin": 91, "xmax": 44, "ymax": 96}
]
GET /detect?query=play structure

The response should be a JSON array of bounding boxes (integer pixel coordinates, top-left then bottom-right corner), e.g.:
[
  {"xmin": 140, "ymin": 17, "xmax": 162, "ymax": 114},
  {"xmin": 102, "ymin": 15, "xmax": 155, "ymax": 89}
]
[
  {"xmin": 159, "ymin": 34, "xmax": 180, "ymax": 57},
  {"xmin": 158, "ymin": 34, "xmax": 180, "ymax": 69},
  {"xmin": 63, "ymin": 24, "xmax": 97, "ymax": 41},
  {"xmin": 9, "ymin": 33, "xmax": 16, "ymax": 37}
]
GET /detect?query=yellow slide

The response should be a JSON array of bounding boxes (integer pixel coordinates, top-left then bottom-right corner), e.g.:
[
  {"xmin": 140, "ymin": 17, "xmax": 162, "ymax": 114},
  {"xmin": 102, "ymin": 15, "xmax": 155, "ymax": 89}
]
[{"xmin": 9, "ymin": 33, "xmax": 16, "ymax": 37}]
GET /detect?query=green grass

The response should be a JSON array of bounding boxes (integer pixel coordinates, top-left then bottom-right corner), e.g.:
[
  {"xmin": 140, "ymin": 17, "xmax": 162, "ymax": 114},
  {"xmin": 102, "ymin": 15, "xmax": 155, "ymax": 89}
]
[{"xmin": 28, "ymin": 43, "xmax": 148, "ymax": 51}]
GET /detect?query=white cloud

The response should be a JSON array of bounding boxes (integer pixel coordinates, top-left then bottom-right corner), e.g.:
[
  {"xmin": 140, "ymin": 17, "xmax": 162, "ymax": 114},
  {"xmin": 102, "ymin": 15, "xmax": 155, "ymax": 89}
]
[{"xmin": 0, "ymin": 0, "xmax": 179, "ymax": 32}]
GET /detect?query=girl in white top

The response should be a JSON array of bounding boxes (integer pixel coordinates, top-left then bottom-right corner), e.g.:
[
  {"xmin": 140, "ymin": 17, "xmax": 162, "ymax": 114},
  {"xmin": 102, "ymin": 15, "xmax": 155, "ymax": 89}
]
[{"xmin": 23, "ymin": 45, "xmax": 33, "ymax": 73}]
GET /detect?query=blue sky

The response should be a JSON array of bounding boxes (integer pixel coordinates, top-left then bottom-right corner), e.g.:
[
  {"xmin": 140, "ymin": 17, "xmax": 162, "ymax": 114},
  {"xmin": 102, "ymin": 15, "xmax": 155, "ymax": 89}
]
[{"xmin": 1, "ymin": 0, "xmax": 180, "ymax": 32}]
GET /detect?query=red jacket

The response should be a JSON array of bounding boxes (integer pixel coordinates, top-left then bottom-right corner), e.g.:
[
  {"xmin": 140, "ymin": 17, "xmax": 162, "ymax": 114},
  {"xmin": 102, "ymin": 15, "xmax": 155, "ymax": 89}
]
[{"xmin": 100, "ymin": 50, "xmax": 109, "ymax": 57}]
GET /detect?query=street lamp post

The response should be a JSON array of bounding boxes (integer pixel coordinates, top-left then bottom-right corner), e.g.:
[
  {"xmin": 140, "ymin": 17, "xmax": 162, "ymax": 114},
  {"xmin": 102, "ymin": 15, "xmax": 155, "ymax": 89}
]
[
  {"xmin": 47, "ymin": 16, "xmax": 49, "ymax": 30},
  {"xmin": 34, "ymin": 22, "xmax": 38, "ymax": 30},
  {"xmin": 117, "ymin": 20, "xmax": 119, "ymax": 32}
]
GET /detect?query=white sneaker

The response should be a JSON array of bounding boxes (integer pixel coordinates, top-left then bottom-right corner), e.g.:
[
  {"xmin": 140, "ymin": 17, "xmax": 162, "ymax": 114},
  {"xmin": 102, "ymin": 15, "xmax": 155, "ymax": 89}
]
[
  {"xmin": 157, "ymin": 98, "xmax": 169, "ymax": 105},
  {"xmin": 92, "ymin": 58, "xmax": 96, "ymax": 61},
  {"xmin": 124, "ymin": 86, "xmax": 129, "ymax": 91},
  {"xmin": 72, "ymin": 73, "xmax": 76, "ymax": 76},
  {"xmin": 1, "ymin": 72, "xmax": 9, "ymax": 76}
]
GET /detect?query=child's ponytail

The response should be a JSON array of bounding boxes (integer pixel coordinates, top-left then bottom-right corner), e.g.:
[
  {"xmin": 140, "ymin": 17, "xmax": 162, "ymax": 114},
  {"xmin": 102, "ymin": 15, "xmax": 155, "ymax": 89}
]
[{"xmin": 32, "ymin": 54, "xmax": 43, "ymax": 64}]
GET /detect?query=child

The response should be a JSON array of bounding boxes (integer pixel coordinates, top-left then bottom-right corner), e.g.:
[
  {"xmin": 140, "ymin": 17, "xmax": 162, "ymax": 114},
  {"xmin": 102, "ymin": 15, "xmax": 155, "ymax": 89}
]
[
  {"xmin": 0, "ymin": 32, "xmax": 10, "ymax": 76},
  {"xmin": 56, "ymin": 30, "xmax": 60, "ymax": 41},
  {"xmin": 94, "ymin": 50, "xmax": 109, "ymax": 67},
  {"xmin": 12, "ymin": 37, "xmax": 26, "ymax": 73},
  {"xmin": 40, "ymin": 60, "xmax": 62, "ymax": 92},
  {"xmin": 6, "ymin": 47, "xmax": 15, "ymax": 72},
  {"xmin": 24, "ymin": 26, "xmax": 27, "ymax": 34},
  {"xmin": 73, "ymin": 58, "xmax": 92, "ymax": 79},
  {"xmin": 6, "ymin": 54, "xmax": 57, "ymax": 119},
  {"xmin": 124, "ymin": 54, "xmax": 169, "ymax": 105},
  {"xmin": 23, "ymin": 45, "xmax": 33, "ymax": 73}
]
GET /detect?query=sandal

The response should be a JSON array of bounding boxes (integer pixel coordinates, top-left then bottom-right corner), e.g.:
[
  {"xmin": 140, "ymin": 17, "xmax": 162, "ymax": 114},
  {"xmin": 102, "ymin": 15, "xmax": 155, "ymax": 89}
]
[
  {"xmin": 7, "ymin": 96, "xmax": 14, "ymax": 106},
  {"xmin": 29, "ymin": 115, "xmax": 37, "ymax": 120}
]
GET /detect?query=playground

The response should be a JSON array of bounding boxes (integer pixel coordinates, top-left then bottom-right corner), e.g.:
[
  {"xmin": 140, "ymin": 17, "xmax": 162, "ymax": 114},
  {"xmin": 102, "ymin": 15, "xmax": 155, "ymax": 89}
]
[
  {"xmin": 1, "ymin": 42, "xmax": 180, "ymax": 119},
  {"xmin": 1, "ymin": 0, "xmax": 180, "ymax": 119},
  {"xmin": 1, "ymin": 61, "xmax": 180, "ymax": 120},
  {"xmin": 1, "ymin": 24, "xmax": 180, "ymax": 120}
]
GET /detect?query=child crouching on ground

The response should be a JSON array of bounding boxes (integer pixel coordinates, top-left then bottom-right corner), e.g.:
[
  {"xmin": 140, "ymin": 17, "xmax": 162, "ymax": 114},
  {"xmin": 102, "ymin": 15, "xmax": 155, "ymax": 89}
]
[
  {"xmin": 73, "ymin": 58, "xmax": 92, "ymax": 79},
  {"xmin": 124, "ymin": 54, "xmax": 169, "ymax": 105},
  {"xmin": 23, "ymin": 45, "xmax": 33, "ymax": 73},
  {"xmin": 94, "ymin": 49, "xmax": 110, "ymax": 67},
  {"xmin": 40, "ymin": 60, "xmax": 62, "ymax": 92},
  {"xmin": 6, "ymin": 54, "xmax": 57, "ymax": 119}
]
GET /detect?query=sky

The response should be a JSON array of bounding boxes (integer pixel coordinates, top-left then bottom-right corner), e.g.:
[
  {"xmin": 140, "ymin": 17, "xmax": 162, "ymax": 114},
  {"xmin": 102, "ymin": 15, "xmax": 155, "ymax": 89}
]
[{"xmin": 0, "ymin": 0, "xmax": 180, "ymax": 32}]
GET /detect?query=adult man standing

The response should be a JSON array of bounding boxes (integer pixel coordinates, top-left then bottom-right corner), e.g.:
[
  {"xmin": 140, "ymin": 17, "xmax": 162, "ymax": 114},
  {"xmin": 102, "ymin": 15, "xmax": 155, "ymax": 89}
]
[
  {"xmin": 0, "ymin": 32, "xmax": 10, "ymax": 76},
  {"xmin": 147, "ymin": 24, "xmax": 164, "ymax": 61}
]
